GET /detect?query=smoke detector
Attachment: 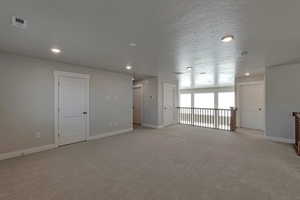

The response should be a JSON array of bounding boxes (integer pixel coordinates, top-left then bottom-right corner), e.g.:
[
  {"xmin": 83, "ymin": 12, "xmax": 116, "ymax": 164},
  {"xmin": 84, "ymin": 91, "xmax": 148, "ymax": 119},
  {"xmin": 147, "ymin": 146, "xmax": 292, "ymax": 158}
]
[{"xmin": 12, "ymin": 16, "xmax": 27, "ymax": 29}]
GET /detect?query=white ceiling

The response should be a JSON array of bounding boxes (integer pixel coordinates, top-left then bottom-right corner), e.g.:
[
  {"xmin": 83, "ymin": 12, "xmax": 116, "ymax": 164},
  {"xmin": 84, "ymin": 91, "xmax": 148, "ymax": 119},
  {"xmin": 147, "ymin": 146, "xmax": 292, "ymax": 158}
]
[{"xmin": 1, "ymin": 0, "xmax": 300, "ymax": 89}]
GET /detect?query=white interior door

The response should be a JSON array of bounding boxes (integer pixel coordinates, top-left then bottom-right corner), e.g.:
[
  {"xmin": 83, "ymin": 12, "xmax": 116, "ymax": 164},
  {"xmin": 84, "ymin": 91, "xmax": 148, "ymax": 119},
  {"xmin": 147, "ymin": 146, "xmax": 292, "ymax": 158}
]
[
  {"xmin": 57, "ymin": 73, "xmax": 89, "ymax": 145},
  {"xmin": 133, "ymin": 87, "xmax": 142, "ymax": 124},
  {"xmin": 163, "ymin": 84, "xmax": 176, "ymax": 126},
  {"xmin": 239, "ymin": 83, "xmax": 265, "ymax": 130}
]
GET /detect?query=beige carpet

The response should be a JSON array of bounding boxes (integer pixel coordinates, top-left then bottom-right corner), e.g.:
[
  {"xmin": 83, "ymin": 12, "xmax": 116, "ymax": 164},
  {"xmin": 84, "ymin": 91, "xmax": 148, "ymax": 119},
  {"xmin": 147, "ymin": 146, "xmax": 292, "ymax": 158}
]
[{"xmin": 0, "ymin": 125, "xmax": 299, "ymax": 200}]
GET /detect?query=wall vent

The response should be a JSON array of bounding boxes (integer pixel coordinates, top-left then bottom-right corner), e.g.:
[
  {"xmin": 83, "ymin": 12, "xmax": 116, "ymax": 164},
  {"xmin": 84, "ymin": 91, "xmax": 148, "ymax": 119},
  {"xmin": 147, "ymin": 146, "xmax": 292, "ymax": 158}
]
[{"xmin": 12, "ymin": 16, "xmax": 27, "ymax": 29}]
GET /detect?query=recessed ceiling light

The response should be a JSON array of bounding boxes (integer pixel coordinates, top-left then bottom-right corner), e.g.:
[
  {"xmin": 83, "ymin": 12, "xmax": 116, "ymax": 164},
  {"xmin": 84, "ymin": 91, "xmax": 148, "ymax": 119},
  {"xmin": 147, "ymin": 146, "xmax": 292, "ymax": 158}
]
[
  {"xmin": 129, "ymin": 43, "xmax": 137, "ymax": 47},
  {"xmin": 126, "ymin": 65, "xmax": 132, "ymax": 70},
  {"xmin": 51, "ymin": 48, "xmax": 61, "ymax": 54},
  {"xmin": 186, "ymin": 67, "xmax": 192, "ymax": 71},
  {"xmin": 221, "ymin": 35, "xmax": 234, "ymax": 43},
  {"xmin": 244, "ymin": 72, "xmax": 250, "ymax": 76}
]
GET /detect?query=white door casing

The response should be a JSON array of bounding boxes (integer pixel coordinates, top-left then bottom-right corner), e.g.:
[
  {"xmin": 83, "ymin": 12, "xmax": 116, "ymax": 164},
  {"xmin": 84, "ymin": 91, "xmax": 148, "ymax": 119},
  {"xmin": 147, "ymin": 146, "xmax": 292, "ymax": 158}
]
[
  {"xmin": 54, "ymin": 71, "xmax": 90, "ymax": 146},
  {"xmin": 238, "ymin": 82, "xmax": 265, "ymax": 131},
  {"xmin": 133, "ymin": 86, "xmax": 142, "ymax": 124},
  {"xmin": 163, "ymin": 83, "xmax": 176, "ymax": 126}
]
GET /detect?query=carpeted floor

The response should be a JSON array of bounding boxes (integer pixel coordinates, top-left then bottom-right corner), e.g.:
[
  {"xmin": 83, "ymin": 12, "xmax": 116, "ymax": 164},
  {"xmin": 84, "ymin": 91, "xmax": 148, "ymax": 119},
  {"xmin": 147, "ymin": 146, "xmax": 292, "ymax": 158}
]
[{"xmin": 0, "ymin": 125, "xmax": 299, "ymax": 200}]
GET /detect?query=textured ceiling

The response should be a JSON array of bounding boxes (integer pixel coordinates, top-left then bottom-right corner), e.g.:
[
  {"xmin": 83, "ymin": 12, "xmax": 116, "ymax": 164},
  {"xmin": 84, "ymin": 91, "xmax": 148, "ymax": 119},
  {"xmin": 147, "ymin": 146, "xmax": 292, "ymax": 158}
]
[{"xmin": 1, "ymin": 0, "xmax": 300, "ymax": 88}]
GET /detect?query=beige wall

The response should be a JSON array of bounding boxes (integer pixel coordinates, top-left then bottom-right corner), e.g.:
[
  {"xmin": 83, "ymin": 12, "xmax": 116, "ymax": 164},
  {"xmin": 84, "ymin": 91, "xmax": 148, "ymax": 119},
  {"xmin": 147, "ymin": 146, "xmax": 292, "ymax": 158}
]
[
  {"xmin": 0, "ymin": 52, "xmax": 132, "ymax": 154},
  {"xmin": 265, "ymin": 63, "xmax": 300, "ymax": 141}
]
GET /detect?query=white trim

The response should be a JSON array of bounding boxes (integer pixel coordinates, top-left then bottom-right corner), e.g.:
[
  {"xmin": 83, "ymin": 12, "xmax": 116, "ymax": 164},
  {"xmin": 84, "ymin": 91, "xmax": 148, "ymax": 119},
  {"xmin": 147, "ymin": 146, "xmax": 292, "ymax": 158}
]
[
  {"xmin": 142, "ymin": 123, "xmax": 165, "ymax": 129},
  {"xmin": 180, "ymin": 86, "xmax": 234, "ymax": 94},
  {"xmin": 0, "ymin": 128, "xmax": 133, "ymax": 161},
  {"xmin": 133, "ymin": 84, "xmax": 143, "ymax": 89},
  {"xmin": 88, "ymin": 128, "xmax": 133, "ymax": 141},
  {"xmin": 54, "ymin": 71, "xmax": 90, "ymax": 146},
  {"xmin": 133, "ymin": 84, "xmax": 143, "ymax": 125},
  {"xmin": 54, "ymin": 71, "xmax": 90, "ymax": 79},
  {"xmin": 266, "ymin": 136, "xmax": 294, "ymax": 144},
  {"xmin": 237, "ymin": 81, "xmax": 264, "ymax": 86},
  {"xmin": 0, "ymin": 144, "xmax": 57, "ymax": 161}
]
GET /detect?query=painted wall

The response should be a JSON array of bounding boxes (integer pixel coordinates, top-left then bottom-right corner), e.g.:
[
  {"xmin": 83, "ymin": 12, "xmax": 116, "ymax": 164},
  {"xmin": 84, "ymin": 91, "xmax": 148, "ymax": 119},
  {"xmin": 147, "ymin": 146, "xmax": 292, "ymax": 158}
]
[
  {"xmin": 265, "ymin": 63, "xmax": 300, "ymax": 141},
  {"xmin": 0, "ymin": 52, "xmax": 132, "ymax": 154}
]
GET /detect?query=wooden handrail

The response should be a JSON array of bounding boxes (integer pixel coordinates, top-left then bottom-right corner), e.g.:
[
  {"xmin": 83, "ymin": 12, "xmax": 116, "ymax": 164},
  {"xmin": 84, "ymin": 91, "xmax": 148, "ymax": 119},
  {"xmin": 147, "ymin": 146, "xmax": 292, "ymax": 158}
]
[
  {"xmin": 177, "ymin": 107, "xmax": 237, "ymax": 131},
  {"xmin": 292, "ymin": 112, "xmax": 300, "ymax": 156}
]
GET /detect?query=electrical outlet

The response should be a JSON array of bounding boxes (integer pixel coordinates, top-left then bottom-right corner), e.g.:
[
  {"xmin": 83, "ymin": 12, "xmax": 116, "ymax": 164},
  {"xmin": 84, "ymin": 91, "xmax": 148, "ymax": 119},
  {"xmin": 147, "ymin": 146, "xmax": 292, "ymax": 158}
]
[
  {"xmin": 35, "ymin": 132, "xmax": 41, "ymax": 138},
  {"xmin": 106, "ymin": 96, "xmax": 111, "ymax": 101}
]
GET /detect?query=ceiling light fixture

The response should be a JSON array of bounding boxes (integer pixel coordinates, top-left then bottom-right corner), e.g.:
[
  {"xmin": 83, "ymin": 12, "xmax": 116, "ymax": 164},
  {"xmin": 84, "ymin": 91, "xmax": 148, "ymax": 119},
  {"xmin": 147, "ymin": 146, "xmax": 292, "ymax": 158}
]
[
  {"xmin": 221, "ymin": 35, "xmax": 234, "ymax": 43},
  {"xmin": 51, "ymin": 48, "xmax": 61, "ymax": 54},
  {"xmin": 186, "ymin": 67, "xmax": 192, "ymax": 71},
  {"xmin": 244, "ymin": 72, "xmax": 250, "ymax": 76},
  {"xmin": 126, "ymin": 65, "xmax": 132, "ymax": 70}
]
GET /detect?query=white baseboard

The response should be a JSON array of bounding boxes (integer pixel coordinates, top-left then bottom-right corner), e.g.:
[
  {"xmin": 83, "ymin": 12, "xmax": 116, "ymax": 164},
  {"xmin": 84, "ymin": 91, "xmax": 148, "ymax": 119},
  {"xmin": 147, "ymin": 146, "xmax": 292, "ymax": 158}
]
[
  {"xmin": 0, "ymin": 144, "xmax": 57, "ymax": 161},
  {"xmin": 0, "ymin": 128, "xmax": 133, "ymax": 162},
  {"xmin": 266, "ymin": 136, "xmax": 294, "ymax": 144},
  {"xmin": 88, "ymin": 128, "xmax": 133, "ymax": 141},
  {"xmin": 142, "ymin": 123, "xmax": 165, "ymax": 129}
]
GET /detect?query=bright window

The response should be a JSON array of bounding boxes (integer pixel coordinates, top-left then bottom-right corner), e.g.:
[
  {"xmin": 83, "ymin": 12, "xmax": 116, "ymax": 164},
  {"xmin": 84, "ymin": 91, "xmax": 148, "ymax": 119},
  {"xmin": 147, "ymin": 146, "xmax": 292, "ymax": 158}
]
[
  {"xmin": 194, "ymin": 93, "xmax": 215, "ymax": 108},
  {"xmin": 218, "ymin": 92, "xmax": 235, "ymax": 109},
  {"xmin": 180, "ymin": 93, "xmax": 192, "ymax": 107}
]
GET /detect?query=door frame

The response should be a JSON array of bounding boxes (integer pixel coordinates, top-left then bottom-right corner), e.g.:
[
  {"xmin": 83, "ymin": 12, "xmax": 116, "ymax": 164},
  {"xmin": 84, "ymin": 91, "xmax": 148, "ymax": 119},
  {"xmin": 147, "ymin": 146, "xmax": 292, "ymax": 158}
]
[
  {"xmin": 163, "ymin": 83, "xmax": 177, "ymax": 126},
  {"xmin": 132, "ymin": 84, "xmax": 143, "ymax": 125},
  {"xmin": 236, "ymin": 81, "xmax": 265, "ymax": 132},
  {"xmin": 54, "ymin": 71, "xmax": 90, "ymax": 146}
]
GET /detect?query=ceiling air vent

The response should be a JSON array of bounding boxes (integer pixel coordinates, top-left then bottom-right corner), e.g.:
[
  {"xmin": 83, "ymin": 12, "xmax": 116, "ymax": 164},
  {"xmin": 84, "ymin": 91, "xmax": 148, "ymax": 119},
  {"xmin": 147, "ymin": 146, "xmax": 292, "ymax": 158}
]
[{"xmin": 12, "ymin": 16, "xmax": 27, "ymax": 29}]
